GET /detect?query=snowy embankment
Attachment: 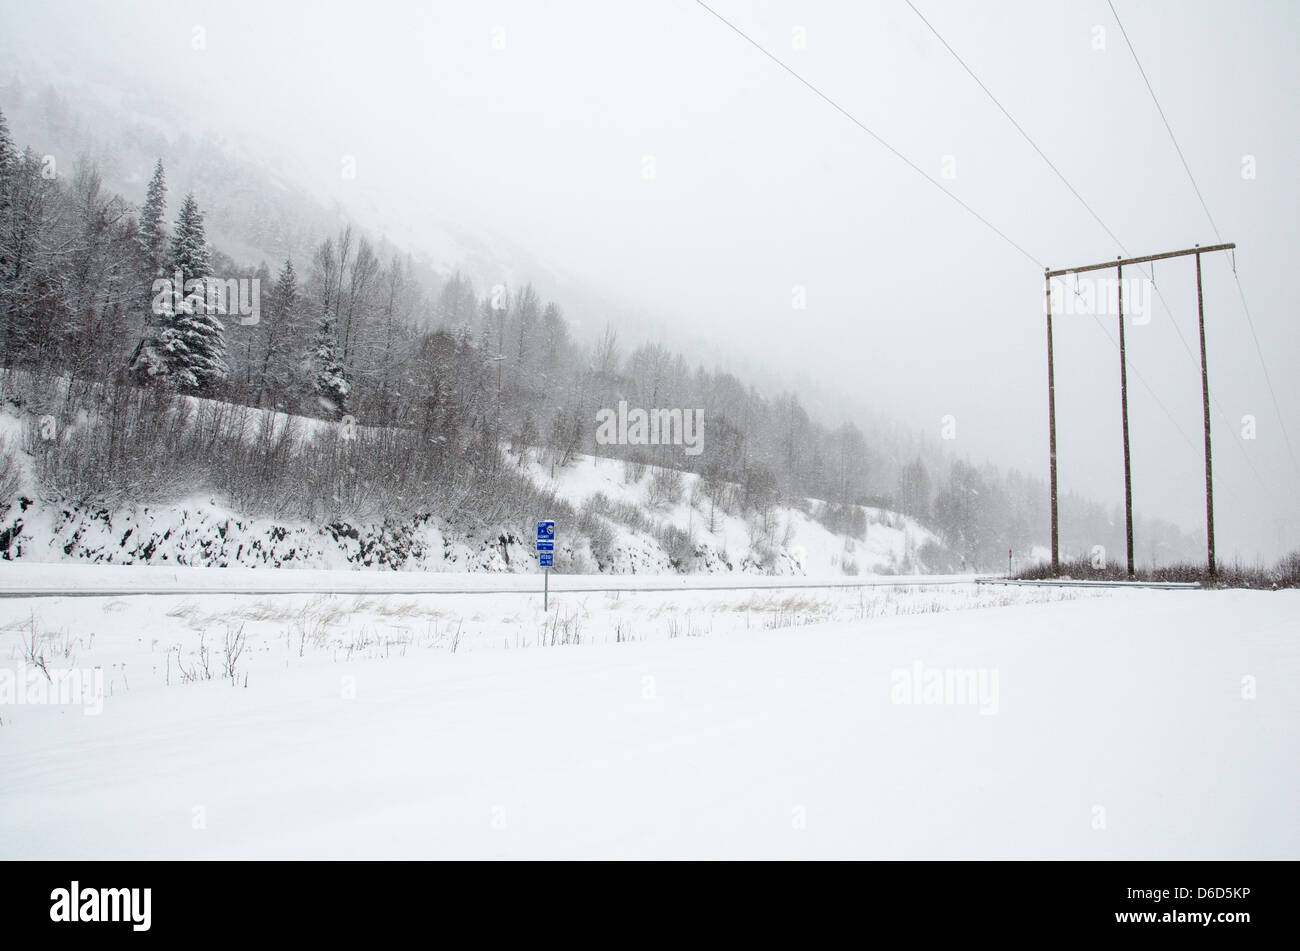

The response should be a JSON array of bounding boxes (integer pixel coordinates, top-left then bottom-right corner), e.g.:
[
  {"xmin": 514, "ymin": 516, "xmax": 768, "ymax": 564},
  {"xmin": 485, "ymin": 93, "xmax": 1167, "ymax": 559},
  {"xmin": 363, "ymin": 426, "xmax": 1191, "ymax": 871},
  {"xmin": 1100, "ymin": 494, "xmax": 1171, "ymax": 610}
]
[
  {"xmin": 0, "ymin": 584, "xmax": 1293, "ymax": 858},
  {"xmin": 0, "ymin": 396, "xmax": 941, "ymax": 575},
  {"xmin": 517, "ymin": 452, "xmax": 936, "ymax": 575}
]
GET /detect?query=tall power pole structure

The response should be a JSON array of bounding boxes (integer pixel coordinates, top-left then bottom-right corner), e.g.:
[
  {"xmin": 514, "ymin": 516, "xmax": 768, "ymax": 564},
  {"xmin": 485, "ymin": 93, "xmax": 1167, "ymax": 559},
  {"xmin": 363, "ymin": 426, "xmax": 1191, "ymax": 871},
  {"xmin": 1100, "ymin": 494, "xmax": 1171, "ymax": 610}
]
[{"xmin": 1043, "ymin": 242, "xmax": 1233, "ymax": 578}]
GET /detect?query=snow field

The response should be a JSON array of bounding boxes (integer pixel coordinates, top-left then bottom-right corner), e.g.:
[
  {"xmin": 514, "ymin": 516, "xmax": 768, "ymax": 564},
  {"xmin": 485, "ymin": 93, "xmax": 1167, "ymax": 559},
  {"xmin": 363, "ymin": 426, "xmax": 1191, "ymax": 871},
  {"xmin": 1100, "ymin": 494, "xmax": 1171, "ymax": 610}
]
[{"xmin": 0, "ymin": 583, "xmax": 1294, "ymax": 858}]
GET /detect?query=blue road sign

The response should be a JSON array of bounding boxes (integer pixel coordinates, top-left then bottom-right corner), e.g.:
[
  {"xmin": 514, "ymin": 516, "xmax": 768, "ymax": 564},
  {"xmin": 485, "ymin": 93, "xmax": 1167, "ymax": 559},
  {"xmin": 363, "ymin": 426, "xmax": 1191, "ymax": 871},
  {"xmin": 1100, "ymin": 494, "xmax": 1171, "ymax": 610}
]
[
  {"xmin": 536, "ymin": 541, "xmax": 554, "ymax": 551},
  {"xmin": 539, "ymin": 552, "xmax": 554, "ymax": 568},
  {"xmin": 537, "ymin": 520, "xmax": 555, "ymax": 541}
]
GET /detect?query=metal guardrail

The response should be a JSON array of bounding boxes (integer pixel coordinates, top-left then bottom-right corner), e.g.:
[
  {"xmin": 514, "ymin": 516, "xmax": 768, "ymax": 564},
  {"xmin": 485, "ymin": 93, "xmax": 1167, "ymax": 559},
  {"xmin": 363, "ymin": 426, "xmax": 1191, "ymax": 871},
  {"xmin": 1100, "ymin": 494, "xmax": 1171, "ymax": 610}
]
[{"xmin": 977, "ymin": 577, "xmax": 1201, "ymax": 590}]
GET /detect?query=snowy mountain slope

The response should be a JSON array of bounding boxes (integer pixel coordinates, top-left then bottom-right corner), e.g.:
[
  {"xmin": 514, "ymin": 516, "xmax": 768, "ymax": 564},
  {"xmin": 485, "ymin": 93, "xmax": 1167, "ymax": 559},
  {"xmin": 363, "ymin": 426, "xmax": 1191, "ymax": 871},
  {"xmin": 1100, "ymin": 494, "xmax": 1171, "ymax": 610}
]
[{"xmin": 0, "ymin": 67, "xmax": 617, "ymax": 326}]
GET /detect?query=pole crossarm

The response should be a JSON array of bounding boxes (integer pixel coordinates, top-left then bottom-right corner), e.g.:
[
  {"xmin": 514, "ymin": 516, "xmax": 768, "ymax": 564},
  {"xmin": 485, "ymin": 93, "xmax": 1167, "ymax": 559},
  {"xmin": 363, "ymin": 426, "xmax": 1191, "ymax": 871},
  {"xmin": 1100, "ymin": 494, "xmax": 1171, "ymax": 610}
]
[{"xmin": 1045, "ymin": 242, "xmax": 1235, "ymax": 279}]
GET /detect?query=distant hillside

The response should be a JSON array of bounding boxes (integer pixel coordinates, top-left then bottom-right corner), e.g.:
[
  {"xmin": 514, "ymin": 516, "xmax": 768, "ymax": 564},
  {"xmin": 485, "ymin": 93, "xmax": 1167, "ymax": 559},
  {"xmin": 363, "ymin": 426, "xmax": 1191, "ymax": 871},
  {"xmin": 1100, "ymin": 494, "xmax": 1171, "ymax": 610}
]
[{"xmin": 0, "ymin": 82, "xmax": 1204, "ymax": 571}]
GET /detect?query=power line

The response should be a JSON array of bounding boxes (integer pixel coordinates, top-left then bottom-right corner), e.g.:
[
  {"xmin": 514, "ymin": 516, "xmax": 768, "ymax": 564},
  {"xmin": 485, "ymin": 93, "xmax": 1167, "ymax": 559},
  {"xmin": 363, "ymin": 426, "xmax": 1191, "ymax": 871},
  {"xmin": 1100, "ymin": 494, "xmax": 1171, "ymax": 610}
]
[
  {"xmin": 902, "ymin": 0, "xmax": 1268, "ymax": 493},
  {"xmin": 692, "ymin": 0, "xmax": 1043, "ymax": 269},
  {"xmin": 1146, "ymin": 281, "xmax": 1266, "ymax": 483},
  {"xmin": 902, "ymin": 0, "xmax": 1126, "ymax": 254},
  {"xmin": 1061, "ymin": 278, "xmax": 1247, "ymax": 500},
  {"xmin": 1086, "ymin": 315, "xmax": 1199, "ymax": 458},
  {"xmin": 700, "ymin": 0, "xmax": 1283, "ymax": 501},
  {"xmin": 1226, "ymin": 259, "xmax": 1300, "ymax": 478},
  {"xmin": 1106, "ymin": 0, "xmax": 1300, "ymax": 484},
  {"xmin": 1106, "ymin": 0, "xmax": 1221, "ymax": 242}
]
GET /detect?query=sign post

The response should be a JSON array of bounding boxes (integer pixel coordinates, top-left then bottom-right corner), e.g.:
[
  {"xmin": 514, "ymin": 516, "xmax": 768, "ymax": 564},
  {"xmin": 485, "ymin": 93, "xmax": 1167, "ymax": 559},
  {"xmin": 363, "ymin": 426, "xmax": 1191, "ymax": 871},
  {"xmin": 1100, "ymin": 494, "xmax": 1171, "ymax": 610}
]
[{"xmin": 536, "ymin": 520, "xmax": 555, "ymax": 611}]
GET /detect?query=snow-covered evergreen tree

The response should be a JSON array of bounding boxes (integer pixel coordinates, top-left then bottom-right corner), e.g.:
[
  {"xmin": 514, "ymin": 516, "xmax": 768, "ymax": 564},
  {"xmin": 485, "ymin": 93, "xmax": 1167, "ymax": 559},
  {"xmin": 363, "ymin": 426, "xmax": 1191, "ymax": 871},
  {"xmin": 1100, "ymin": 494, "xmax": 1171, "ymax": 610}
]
[
  {"xmin": 0, "ymin": 107, "xmax": 15, "ymax": 201},
  {"xmin": 252, "ymin": 257, "xmax": 300, "ymax": 403},
  {"xmin": 154, "ymin": 192, "xmax": 228, "ymax": 390},
  {"xmin": 310, "ymin": 306, "xmax": 348, "ymax": 418},
  {"xmin": 168, "ymin": 192, "xmax": 210, "ymax": 279},
  {"xmin": 1, "ymin": 147, "xmax": 58, "ymax": 365},
  {"xmin": 137, "ymin": 159, "xmax": 167, "ymax": 272}
]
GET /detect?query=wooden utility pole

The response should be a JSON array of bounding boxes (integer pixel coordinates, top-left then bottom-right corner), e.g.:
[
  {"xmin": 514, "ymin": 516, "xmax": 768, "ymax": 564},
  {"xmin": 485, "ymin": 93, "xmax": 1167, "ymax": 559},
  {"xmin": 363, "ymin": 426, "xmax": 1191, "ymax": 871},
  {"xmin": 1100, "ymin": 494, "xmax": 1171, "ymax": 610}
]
[
  {"xmin": 1043, "ymin": 242, "xmax": 1234, "ymax": 578},
  {"xmin": 1117, "ymin": 261, "xmax": 1134, "ymax": 576},
  {"xmin": 1045, "ymin": 271, "xmax": 1059, "ymax": 575},
  {"xmin": 1195, "ymin": 249, "xmax": 1216, "ymax": 576}
]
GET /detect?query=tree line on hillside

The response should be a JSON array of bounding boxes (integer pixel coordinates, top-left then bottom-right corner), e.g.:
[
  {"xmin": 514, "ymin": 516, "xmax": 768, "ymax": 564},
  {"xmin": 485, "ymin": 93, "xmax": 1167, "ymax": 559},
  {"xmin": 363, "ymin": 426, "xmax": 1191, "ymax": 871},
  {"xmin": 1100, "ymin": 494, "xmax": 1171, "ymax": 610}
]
[{"xmin": 0, "ymin": 105, "xmax": 1202, "ymax": 569}]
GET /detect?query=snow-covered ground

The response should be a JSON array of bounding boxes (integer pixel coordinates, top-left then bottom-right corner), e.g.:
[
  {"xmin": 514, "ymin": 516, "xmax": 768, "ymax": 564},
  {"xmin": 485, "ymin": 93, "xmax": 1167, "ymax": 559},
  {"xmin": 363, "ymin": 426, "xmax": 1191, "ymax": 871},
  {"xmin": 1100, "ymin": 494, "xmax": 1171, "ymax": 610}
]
[{"xmin": 1, "ymin": 579, "xmax": 1294, "ymax": 859}]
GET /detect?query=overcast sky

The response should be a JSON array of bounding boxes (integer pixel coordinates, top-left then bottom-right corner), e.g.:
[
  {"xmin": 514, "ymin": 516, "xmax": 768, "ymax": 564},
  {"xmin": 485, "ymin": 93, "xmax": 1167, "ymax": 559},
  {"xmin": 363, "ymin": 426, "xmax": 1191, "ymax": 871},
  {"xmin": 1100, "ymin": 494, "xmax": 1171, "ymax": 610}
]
[{"xmin": 2, "ymin": 0, "xmax": 1296, "ymax": 560}]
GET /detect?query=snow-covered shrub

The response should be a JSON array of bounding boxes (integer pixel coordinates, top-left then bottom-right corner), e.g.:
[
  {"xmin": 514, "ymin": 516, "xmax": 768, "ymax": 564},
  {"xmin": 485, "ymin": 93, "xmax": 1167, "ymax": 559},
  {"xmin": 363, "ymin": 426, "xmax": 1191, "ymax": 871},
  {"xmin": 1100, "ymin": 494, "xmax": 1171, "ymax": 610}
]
[
  {"xmin": 646, "ymin": 466, "xmax": 683, "ymax": 508},
  {"xmin": 577, "ymin": 504, "xmax": 615, "ymax": 568},
  {"xmin": 814, "ymin": 501, "xmax": 866, "ymax": 539},
  {"xmin": 25, "ymin": 382, "xmax": 199, "ymax": 507},
  {"xmin": 622, "ymin": 455, "xmax": 647, "ymax": 483},
  {"xmin": 585, "ymin": 491, "xmax": 654, "ymax": 534},
  {"xmin": 659, "ymin": 523, "xmax": 694, "ymax": 569},
  {"xmin": 1274, "ymin": 550, "xmax": 1300, "ymax": 588},
  {"xmin": 0, "ymin": 435, "xmax": 21, "ymax": 507}
]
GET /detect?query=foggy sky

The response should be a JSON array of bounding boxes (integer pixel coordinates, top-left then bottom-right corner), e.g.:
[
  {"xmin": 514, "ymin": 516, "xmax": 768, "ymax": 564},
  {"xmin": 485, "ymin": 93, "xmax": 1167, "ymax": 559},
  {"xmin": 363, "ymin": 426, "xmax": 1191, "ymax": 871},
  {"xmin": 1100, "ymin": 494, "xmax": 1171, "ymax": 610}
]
[{"xmin": 2, "ymin": 0, "xmax": 1296, "ymax": 561}]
